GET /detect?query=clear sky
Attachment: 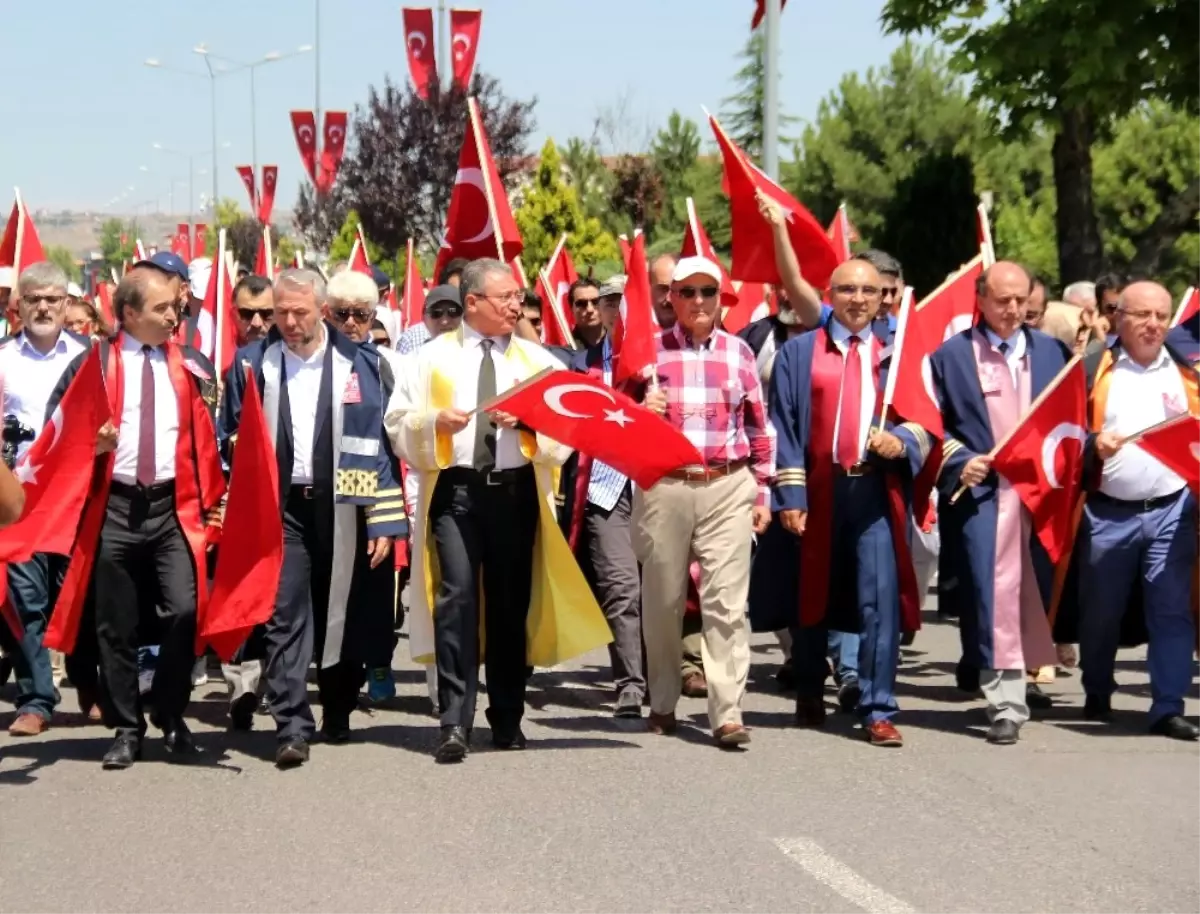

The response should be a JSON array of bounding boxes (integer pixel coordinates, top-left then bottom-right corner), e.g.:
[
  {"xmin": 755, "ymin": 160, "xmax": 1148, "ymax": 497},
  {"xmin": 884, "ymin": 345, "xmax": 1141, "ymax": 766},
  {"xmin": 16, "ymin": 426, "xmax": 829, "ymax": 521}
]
[{"xmin": 0, "ymin": 0, "xmax": 902, "ymax": 214}]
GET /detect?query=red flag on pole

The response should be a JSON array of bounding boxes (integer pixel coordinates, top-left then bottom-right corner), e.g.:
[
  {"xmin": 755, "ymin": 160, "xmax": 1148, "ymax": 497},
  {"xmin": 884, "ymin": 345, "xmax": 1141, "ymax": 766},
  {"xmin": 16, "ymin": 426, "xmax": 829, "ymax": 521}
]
[
  {"xmin": 990, "ymin": 357, "xmax": 1087, "ymax": 563},
  {"xmin": 1129, "ymin": 412, "xmax": 1200, "ymax": 497},
  {"xmin": 203, "ymin": 369, "xmax": 283, "ymax": 661},
  {"xmin": 253, "ymin": 225, "xmax": 274, "ymax": 282},
  {"xmin": 401, "ymin": 238, "xmax": 424, "ymax": 329},
  {"xmin": 95, "ymin": 282, "xmax": 116, "ymax": 327},
  {"xmin": 319, "ymin": 112, "xmax": 349, "ymax": 195},
  {"xmin": 612, "ymin": 230, "xmax": 657, "ymax": 385},
  {"xmin": 751, "ymin": 0, "xmax": 788, "ymax": 29},
  {"xmin": 402, "ymin": 7, "xmax": 437, "ymax": 99},
  {"xmin": 134, "ymin": 238, "xmax": 149, "ymax": 262},
  {"xmin": 539, "ymin": 233, "xmax": 577, "ymax": 346},
  {"xmin": 257, "ymin": 166, "xmax": 278, "ymax": 224},
  {"xmin": 0, "ymin": 349, "xmax": 112, "ymax": 563},
  {"xmin": 192, "ymin": 223, "xmax": 208, "ymax": 261},
  {"xmin": 1170, "ymin": 286, "xmax": 1199, "ymax": 330},
  {"xmin": 708, "ymin": 112, "xmax": 840, "ymax": 290},
  {"xmin": 290, "ymin": 110, "xmax": 319, "ymax": 185},
  {"xmin": 348, "ymin": 224, "xmax": 372, "ymax": 276},
  {"xmin": 434, "ymin": 96, "xmax": 523, "ymax": 277},
  {"xmin": 682, "ymin": 197, "xmax": 738, "ymax": 307},
  {"xmin": 194, "ymin": 229, "xmax": 237, "ymax": 374},
  {"xmin": 0, "ymin": 189, "xmax": 45, "ymax": 273},
  {"xmin": 450, "ymin": 8, "xmax": 482, "ymax": 90},
  {"xmin": 488, "ymin": 369, "xmax": 703, "ymax": 488},
  {"xmin": 722, "ymin": 281, "xmax": 769, "ymax": 335},
  {"xmin": 171, "ymin": 223, "xmax": 191, "ymax": 259},
  {"xmin": 827, "ymin": 203, "xmax": 854, "ymax": 263},
  {"xmin": 235, "ymin": 165, "xmax": 258, "ymax": 213}
]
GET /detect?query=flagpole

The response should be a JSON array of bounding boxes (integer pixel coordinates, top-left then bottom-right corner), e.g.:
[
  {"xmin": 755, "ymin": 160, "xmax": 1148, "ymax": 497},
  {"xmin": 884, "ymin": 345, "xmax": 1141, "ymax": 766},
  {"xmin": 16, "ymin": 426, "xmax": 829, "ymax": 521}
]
[
  {"xmin": 949, "ymin": 353, "xmax": 1084, "ymax": 503},
  {"xmin": 872, "ymin": 286, "xmax": 914, "ymax": 435},
  {"xmin": 539, "ymin": 268, "xmax": 576, "ymax": 350},
  {"xmin": 263, "ymin": 224, "xmax": 274, "ymax": 282},
  {"xmin": 546, "ymin": 233, "xmax": 568, "ymax": 275},
  {"xmin": 438, "ymin": 0, "xmax": 448, "ymax": 92},
  {"xmin": 467, "ymin": 98, "xmax": 507, "ymax": 264},
  {"xmin": 12, "ymin": 188, "xmax": 26, "ymax": 287},
  {"xmin": 1117, "ymin": 410, "xmax": 1194, "ymax": 446},
  {"xmin": 356, "ymin": 222, "xmax": 371, "ymax": 265},
  {"xmin": 762, "ymin": 0, "xmax": 781, "ymax": 179},
  {"xmin": 215, "ymin": 229, "xmax": 228, "ymax": 378},
  {"xmin": 1169, "ymin": 286, "xmax": 1195, "ymax": 329}
]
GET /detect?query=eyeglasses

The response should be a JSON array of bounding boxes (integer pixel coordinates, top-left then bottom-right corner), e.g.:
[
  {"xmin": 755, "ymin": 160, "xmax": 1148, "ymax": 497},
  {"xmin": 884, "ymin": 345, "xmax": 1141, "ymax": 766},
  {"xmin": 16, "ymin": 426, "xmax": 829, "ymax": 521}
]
[
  {"xmin": 1118, "ymin": 308, "xmax": 1170, "ymax": 325},
  {"xmin": 880, "ymin": 286, "xmax": 900, "ymax": 299},
  {"xmin": 428, "ymin": 305, "xmax": 462, "ymax": 320},
  {"xmin": 22, "ymin": 294, "xmax": 64, "ymax": 307},
  {"xmin": 480, "ymin": 290, "xmax": 524, "ymax": 306},
  {"xmin": 831, "ymin": 284, "xmax": 881, "ymax": 298},
  {"xmin": 237, "ymin": 308, "xmax": 275, "ymax": 322},
  {"xmin": 572, "ymin": 298, "xmax": 599, "ymax": 310},
  {"xmin": 332, "ymin": 308, "xmax": 374, "ymax": 323},
  {"xmin": 676, "ymin": 285, "xmax": 719, "ymax": 300}
]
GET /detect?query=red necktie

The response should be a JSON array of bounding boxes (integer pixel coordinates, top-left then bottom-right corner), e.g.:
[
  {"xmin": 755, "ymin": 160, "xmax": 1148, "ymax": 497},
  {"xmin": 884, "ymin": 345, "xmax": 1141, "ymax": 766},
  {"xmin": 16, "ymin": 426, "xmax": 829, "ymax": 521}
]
[
  {"xmin": 836, "ymin": 335, "xmax": 862, "ymax": 470},
  {"xmin": 136, "ymin": 346, "xmax": 156, "ymax": 487}
]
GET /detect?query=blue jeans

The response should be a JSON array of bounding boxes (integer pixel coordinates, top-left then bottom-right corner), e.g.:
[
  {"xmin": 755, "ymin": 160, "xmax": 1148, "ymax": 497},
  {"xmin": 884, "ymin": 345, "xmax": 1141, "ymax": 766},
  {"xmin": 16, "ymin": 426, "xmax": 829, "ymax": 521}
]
[
  {"xmin": 828, "ymin": 631, "xmax": 860, "ymax": 686},
  {"xmin": 7, "ymin": 554, "xmax": 68, "ymax": 720}
]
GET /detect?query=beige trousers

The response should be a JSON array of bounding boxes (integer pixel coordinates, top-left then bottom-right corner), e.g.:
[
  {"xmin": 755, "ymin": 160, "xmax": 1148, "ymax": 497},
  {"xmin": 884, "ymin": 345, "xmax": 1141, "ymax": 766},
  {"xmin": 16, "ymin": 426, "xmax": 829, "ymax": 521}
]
[{"xmin": 633, "ymin": 468, "xmax": 756, "ymax": 730}]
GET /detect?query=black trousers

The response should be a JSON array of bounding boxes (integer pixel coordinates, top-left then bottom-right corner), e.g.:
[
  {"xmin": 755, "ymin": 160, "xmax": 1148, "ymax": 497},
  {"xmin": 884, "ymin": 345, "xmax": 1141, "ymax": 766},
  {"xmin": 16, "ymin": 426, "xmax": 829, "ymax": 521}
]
[
  {"xmin": 430, "ymin": 466, "xmax": 538, "ymax": 731},
  {"xmin": 92, "ymin": 482, "xmax": 197, "ymax": 737},
  {"xmin": 264, "ymin": 487, "xmax": 362, "ymax": 743}
]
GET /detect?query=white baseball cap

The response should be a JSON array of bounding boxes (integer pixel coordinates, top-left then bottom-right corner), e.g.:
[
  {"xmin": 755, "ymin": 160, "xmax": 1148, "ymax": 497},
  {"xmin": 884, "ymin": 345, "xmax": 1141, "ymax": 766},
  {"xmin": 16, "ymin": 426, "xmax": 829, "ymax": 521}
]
[
  {"xmin": 67, "ymin": 281, "xmax": 83, "ymax": 298},
  {"xmin": 671, "ymin": 256, "xmax": 723, "ymax": 285}
]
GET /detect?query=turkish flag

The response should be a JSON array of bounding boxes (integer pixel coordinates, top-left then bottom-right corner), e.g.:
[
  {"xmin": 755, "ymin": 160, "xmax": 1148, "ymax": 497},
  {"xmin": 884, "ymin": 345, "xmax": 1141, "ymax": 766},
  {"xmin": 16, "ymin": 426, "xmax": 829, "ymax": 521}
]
[
  {"xmin": 1132, "ymin": 412, "xmax": 1200, "ymax": 497},
  {"xmin": 434, "ymin": 96, "xmax": 523, "ymax": 277},
  {"xmin": 708, "ymin": 113, "xmax": 840, "ymax": 290},
  {"xmin": 402, "ymin": 7, "xmax": 436, "ymax": 99},
  {"xmin": 450, "ymin": 8, "xmax": 482, "ymax": 90},
  {"xmin": 257, "ymin": 165, "xmax": 279, "ymax": 224},
  {"xmin": 889, "ymin": 253, "xmax": 984, "ymax": 438},
  {"xmin": 319, "ymin": 111, "xmax": 349, "ymax": 195},
  {"xmin": 134, "ymin": 238, "xmax": 149, "ymax": 262},
  {"xmin": 95, "ymin": 282, "xmax": 116, "ymax": 328},
  {"xmin": 682, "ymin": 197, "xmax": 738, "ymax": 307},
  {"xmin": 722, "ymin": 281, "xmax": 769, "ymax": 335},
  {"xmin": 171, "ymin": 223, "xmax": 191, "ymax": 259},
  {"xmin": 1170, "ymin": 286, "xmax": 1198, "ymax": 330},
  {"xmin": 192, "ymin": 223, "xmax": 208, "ymax": 261},
  {"xmin": 193, "ymin": 231, "xmax": 237, "ymax": 374},
  {"xmin": 348, "ymin": 224, "xmax": 372, "ymax": 276},
  {"xmin": 401, "ymin": 237, "xmax": 424, "ymax": 329},
  {"xmin": 290, "ymin": 110, "xmax": 319, "ymax": 185},
  {"xmin": 751, "ymin": 0, "xmax": 788, "ymax": 29},
  {"xmin": 0, "ymin": 349, "xmax": 112, "ymax": 563},
  {"xmin": 539, "ymin": 236, "xmax": 577, "ymax": 346},
  {"xmin": 991, "ymin": 357, "xmax": 1087, "ymax": 563},
  {"xmin": 827, "ymin": 203, "xmax": 854, "ymax": 263},
  {"xmin": 0, "ymin": 192, "xmax": 45, "ymax": 273},
  {"xmin": 203, "ymin": 369, "xmax": 283, "ymax": 661},
  {"xmin": 612, "ymin": 231, "xmax": 657, "ymax": 385},
  {"xmin": 489, "ymin": 369, "xmax": 704, "ymax": 488},
  {"xmin": 235, "ymin": 165, "xmax": 258, "ymax": 213}
]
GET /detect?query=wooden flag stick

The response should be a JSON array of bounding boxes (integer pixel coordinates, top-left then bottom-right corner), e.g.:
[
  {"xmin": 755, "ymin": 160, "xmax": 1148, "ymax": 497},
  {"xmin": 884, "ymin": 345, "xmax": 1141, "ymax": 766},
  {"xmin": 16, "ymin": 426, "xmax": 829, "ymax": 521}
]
[
  {"xmin": 539, "ymin": 268, "xmax": 576, "ymax": 350},
  {"xmin": 948, "ymin": 353, "xmax": 1083, "ymax": 504},
  {"xmin": 468, "ymin": 366, "xmax": 556, "ymax": 417}
]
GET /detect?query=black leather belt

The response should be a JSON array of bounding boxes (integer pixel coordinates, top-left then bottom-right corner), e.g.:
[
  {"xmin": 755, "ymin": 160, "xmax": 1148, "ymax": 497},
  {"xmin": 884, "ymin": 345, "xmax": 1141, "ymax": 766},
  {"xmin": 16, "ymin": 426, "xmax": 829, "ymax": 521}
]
[
  {"xmin": 289, "ymin": 484, "xmax": 317, "ymax": 500},
  {"xmin": 834, "ymin": 462, "xmax": 875, "ymax": 477},
  {"xmin": 110, "ymin": 479, "xmax": 175, "ymax": 500},
  {"xmin": 441, "ymin": 466, "xmax": 533, "ymax": 487},
  {"xmin": 1091, "ymin": 489, "xmax": 1184, "ymax": 511}
]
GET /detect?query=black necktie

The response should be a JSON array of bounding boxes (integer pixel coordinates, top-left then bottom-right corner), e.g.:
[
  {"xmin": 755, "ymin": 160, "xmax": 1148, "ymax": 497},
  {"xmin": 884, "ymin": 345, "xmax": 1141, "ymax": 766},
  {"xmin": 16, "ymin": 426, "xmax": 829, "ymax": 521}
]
[
  {"xmin": 474, "ymin": 339, "xmax": 497, "ymax": 471},
  {"xmin": 136, "ymin": 346, "xmax": 156, "ymax": 487},
  {"xmin": 999, "ymin": 341, "xmax": 1010, "ymax": 356}
]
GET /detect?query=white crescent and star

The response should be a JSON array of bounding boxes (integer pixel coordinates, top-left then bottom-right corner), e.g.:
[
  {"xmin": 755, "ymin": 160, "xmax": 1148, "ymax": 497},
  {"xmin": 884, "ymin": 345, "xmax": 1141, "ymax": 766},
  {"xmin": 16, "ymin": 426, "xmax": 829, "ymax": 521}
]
[
  {"xmin": 1040, "ymin": 421, "xmax": 1087, "ymax": 488},
  {"xmin": 453, "ymin": 33, "xmax": 471, "ymax": 61},
  {"xmin": 1190, "ymin": 442, "xmax": 1200, "ymax": 463},
  {"xmin": 543, "ymin": 383, "xmax": 632, "ymax": 427},
  {"xmin": 326, "ymin": 125, "xmax": 345, "ymax": 147},
  {"xmin": 408, "ymin": 31, "xmax": 428, "ymax": 57},
  {"xmin": 15, "ymin": 405, "xmax": 66, "ymax": 485},
  {"xmin": 297, "ymin": 124, "xmax": 315, "ymax": 146},
  {"xmin": 454, "ymin": 167, "xmax": 494, "ymax": 244}
]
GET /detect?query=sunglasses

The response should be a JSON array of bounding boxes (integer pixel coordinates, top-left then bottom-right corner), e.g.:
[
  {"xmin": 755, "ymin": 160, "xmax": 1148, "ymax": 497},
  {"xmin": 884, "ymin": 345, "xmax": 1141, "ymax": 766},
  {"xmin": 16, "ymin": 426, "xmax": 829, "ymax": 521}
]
[
  {"xmin": 237, "ymin": 308, "xmax": 275, "ymax": 322},
  {"xmin": 333, "ymin": 308, "xmax": 374, "ymax": 323},
  {"xmin": 676, "ymin": 285, "xmax": 719, "ymax": 300},
  {"xmin": 572, "ymin": 298, "xmax": 599, "ymax": 310},
  {"xmin": 428, "ymin": 305, "xmax": 462, "ymax": 320},
  {"xmin": 23, "ymin": 294, "xmax": 64, "ymax": 307}
]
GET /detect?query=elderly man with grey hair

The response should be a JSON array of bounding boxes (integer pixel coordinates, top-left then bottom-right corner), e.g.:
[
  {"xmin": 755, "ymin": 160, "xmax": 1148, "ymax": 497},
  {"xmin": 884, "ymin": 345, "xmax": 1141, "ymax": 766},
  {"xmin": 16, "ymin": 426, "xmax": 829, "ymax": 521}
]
[
  {"xmin": 0, "ymin": 261, "xmax": 93, "ymax": 736},
  {"xmin": 218, "ymin": 267, "xmax": 407, "ymax": 768},
  {"xmin": 1063, "ymin": 280, "xmax": 1097, "ymax": 316}
]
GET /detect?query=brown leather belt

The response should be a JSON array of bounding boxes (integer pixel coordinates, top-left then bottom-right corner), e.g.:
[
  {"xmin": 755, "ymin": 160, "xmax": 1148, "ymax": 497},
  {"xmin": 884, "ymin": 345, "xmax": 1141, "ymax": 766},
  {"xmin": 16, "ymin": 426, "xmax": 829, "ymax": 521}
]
[{"xmin": 665, "ymin": 460, "xmax": 748, "ymax": 482}]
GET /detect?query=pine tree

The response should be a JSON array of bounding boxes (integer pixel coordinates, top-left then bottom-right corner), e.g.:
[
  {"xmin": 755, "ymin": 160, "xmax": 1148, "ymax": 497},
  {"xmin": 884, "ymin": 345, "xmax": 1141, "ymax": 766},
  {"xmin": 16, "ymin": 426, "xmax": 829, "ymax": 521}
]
[
  {"xmin": 514, "ymin": 138, "xmax": 620, "ymax": 272},
  {"xmin": 720, "ymin": 31, "xmax": 796, "ymax": 165}
]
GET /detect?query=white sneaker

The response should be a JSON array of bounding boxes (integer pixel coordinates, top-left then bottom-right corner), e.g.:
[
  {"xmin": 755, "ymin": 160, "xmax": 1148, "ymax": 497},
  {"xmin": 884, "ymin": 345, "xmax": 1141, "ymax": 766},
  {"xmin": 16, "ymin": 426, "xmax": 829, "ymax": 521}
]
[{"xmin": 191, "ymin": 657, "xmax": 209, "ymax": 687}]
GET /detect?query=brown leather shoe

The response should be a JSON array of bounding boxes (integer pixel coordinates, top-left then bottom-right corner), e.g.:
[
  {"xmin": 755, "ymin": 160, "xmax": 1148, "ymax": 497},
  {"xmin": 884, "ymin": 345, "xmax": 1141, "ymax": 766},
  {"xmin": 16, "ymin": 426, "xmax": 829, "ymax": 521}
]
[
  {"xmin": 795, "ymin": 697, "xmax": 826, "ymax": 728},
  {"xmin": 865, "ymin": 719, "xmax": 903, "ymax": 747},
  {"xmin": 8, "ymin": 713, "xmax": 49, "ymax": 736},
  {"xmin": 77, "ymin": 687, "xmax": 102, "ymax": 723},
  {"xmin": 681, "ymin": 672, "xmax": 708, "ymax": 698},
  {"xmin": 647, "ymin": 711, "xmax": 677, "ymax": 735},
  {"xmin": 714, "ymin": 722, "xmax": 751, "ymax": 748}
]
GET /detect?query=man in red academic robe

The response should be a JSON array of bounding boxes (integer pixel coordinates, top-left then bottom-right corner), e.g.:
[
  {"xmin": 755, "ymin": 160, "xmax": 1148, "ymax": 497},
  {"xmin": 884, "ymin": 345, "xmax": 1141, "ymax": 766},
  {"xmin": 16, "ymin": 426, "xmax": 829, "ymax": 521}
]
[{"xmin": 46, "ymin": 268, "xmax": 225, "ymax": 769}]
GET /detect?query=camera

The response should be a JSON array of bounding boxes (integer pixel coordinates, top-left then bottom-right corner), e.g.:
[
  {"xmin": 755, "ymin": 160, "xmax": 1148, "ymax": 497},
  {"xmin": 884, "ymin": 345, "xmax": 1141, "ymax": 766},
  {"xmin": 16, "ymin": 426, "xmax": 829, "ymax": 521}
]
[{"xmin": 2, "ymin": 415, "xmax": 35, "ymax": 470}]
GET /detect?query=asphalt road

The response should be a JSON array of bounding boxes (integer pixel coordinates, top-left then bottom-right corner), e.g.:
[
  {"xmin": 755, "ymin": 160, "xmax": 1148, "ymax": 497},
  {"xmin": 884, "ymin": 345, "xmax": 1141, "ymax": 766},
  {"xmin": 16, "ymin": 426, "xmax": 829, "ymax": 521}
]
[{"xmin": 1, "ymin": 615, "xmax": 1197, "ymax": 914}]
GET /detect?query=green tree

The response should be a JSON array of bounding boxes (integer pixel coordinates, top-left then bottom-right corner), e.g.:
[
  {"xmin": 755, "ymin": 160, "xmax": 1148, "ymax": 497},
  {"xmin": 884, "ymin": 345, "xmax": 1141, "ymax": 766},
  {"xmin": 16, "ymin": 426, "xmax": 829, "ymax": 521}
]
[
  {"xmin": 98, "ymin": 218, "xmax": 135, "ymax": 271},
  {"xmin": 43, "ymin": 245, "xmax": 81, "ymax": 283},
  {"xmin": 514, "ymin": 138, "xmax": 620, "ymax": 272},
  {"xmin": 882, "ymin": 0, "xmax": 1200, "ymax": 283},
  {"xmin": 560, "ymin": 137, "xmax": 613, "ymax": 223},
  {"xmin": 607, "ymin": 155, "xmax": 665, "ymax": 241},
  {"xmin": 720, "ymin": 31, "xmax": 797, "ymax": 164}
]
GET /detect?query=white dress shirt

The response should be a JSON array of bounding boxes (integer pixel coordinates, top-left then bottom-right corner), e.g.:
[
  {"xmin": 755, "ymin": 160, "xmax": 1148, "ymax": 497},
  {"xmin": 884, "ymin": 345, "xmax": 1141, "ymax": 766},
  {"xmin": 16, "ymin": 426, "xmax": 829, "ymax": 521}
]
[
  {"xmin": 0, "ymin": 331, "xmax": 86, "ymax": 463},
  {"xmin": 1100, "ymin": 347, "xmax": 1188, "ymax": 500},
  {"xmin": 283, "ymin": 326, "xmax": 327, "ymax": 485},
  {"xmin": 828, "ymin": 319, "xmax": 876, "ymax": 464},
  {"xmin": 112, "ymin": 335, "xmax": 180, "ymax": 485},
  {"xmin": 452, "ymin": 323, "xmax": 528, "ymax": 470},
  {"xmin": 982, "ymin": 325, "xmax": 1027, "ymax": 390}
]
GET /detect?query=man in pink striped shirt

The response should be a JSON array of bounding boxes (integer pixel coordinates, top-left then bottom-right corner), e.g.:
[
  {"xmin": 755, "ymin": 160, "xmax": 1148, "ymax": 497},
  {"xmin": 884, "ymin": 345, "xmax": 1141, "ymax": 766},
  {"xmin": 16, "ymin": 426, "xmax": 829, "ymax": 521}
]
[{"xmin": 632, "ymin": 255, "xmax": 775, "ymax": 749}]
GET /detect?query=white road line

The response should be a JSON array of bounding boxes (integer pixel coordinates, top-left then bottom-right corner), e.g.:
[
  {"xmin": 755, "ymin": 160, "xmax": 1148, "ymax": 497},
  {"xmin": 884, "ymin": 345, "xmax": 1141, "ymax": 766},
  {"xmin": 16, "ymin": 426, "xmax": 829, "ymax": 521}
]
[{"xmin": 774, "ymin": 837, "xmax": 917, "ymax": 914}]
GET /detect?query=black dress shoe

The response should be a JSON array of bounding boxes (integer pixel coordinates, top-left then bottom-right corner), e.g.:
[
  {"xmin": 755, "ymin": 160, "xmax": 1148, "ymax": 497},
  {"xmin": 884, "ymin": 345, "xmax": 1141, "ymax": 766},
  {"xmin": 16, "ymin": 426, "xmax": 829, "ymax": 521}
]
[
  {"xmin": 1083, "ymin": 694, "xmax": 1112, "ymax": 722},
  {"xmin": 492, "ymin": 727, "xmax": 527, "ymax": 750},
  {"xmin": 986, "ymin": 719, "xmax": 1021, "ymax": 745},
  {"xmin": 1026, "ymin": 682, "xmax": 1053, "ymax": 710},
  {"xmin": 321, "ymin": 721, "xmax": 352, "ymax": 744},
  {"xmin": 956, "ymin": 661, "xmax": 980, "ymax": 694},
  {"xmin": 837, "ymin": 678, "xmax": 861, "ymax": 714},
  {"xmin": 435, "ymin": 725, "xmax": 469, "ymax": 763},
  {"xmin": 1150, "ymin": 714, "xmax": 1200, "ymax": 741},
  {"xmin": 102, "ymin": 733, "xmax": 142, "ymax": 770},
  {"xmin": 230, "ymin": 693, "xmax": 256, "ymax": 731},
  {"xmin": 163, "ymin": 721, "xmax": 200, "ymax": 760},
  {"xmin": 275, "ymin": 738, "xmax": 310, "ymax": 768}
]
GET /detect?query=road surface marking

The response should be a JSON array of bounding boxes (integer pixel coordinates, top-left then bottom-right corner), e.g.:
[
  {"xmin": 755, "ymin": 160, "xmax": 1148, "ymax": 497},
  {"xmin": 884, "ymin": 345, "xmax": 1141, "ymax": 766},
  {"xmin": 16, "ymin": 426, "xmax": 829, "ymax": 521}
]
[{"xmin": 774, "ymin": 837, "xmax": 916, "ymax": 914}]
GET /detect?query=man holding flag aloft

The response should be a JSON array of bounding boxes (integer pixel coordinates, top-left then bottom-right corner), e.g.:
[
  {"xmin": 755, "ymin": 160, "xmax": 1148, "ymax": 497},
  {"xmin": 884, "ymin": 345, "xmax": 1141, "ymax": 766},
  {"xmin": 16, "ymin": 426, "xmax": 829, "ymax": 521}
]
[{"xmin": 931, "ymin": 261, "xmax": 1073, "ymax": 745}]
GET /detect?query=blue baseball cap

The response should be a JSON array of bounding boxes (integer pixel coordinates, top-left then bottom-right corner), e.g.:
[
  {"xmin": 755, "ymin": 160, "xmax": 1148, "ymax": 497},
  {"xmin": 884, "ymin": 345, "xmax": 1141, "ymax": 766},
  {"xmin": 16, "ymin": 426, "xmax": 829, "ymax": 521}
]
[
  {"xmin": 370, "ymin": 265, "xmax": 391, "ymax": 290},
  {"xmin": 135, "ymin": 251, "xmax": 190, "ymax": 283}
]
